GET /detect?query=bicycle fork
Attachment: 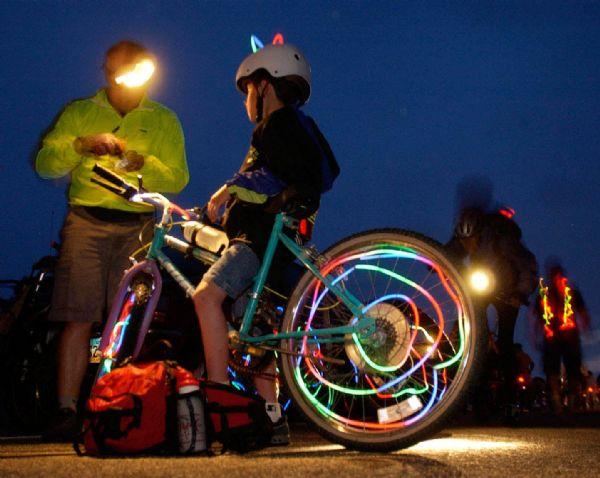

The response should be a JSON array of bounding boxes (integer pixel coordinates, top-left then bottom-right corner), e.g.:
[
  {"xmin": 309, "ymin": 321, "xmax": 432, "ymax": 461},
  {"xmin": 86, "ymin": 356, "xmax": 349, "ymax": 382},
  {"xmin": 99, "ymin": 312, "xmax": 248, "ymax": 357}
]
[{"xmin": 96, "ymin": 260, "xmax": 163, "ymax": 380}]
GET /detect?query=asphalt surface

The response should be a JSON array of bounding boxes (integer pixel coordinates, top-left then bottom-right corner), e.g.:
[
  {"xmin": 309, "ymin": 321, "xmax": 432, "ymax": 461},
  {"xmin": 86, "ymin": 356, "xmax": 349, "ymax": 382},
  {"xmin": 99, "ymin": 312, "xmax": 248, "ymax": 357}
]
[{"xmin": 1, "ymin": 422, "xmax": 599, "ymax": 478}]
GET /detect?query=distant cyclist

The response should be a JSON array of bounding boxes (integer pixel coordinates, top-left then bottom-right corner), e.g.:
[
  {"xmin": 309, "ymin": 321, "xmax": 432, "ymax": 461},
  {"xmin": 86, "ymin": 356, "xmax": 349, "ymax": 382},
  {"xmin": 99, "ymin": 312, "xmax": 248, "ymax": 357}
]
[
  {"xmin": 532, "ymin": 259, "xmax": 591, "ymax": 413},
  {"xmin": 192, "ymin": 42, "xmax": 339, "ymax": 445},
  {"xmin": 446, "ymin": 203, "xmax": 538, "ymax": 415}
]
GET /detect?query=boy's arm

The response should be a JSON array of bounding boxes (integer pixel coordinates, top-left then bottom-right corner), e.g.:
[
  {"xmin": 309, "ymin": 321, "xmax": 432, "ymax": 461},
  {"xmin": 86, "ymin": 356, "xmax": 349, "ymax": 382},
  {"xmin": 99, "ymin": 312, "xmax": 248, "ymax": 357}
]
[{"xmin": 225, "ymin": 167, "xmax": 287, "ymax": 204}]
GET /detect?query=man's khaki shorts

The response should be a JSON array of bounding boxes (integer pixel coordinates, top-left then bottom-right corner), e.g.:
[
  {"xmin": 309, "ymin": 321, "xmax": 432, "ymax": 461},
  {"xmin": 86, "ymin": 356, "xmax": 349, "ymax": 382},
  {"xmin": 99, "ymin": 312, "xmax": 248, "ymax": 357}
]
[{"xmin": 49, "ymin": 206, "xmax": 152, "ymax": 323}]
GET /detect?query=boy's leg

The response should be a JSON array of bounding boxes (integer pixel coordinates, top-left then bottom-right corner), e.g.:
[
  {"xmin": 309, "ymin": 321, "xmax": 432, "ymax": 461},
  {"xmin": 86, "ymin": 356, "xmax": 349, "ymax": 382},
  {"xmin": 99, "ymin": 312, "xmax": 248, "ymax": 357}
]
[
  {"xmin": 256, "ymin": 359, "xmax": 289, "ymax": 445},
  {"xmin": 193, "ymin": 280, "xmax": 230, "ymax": 384},
  {"xmin": 254, "ymin": 359, "xmax": 277, "ymax": 402},
  {"xmin": 192, "ymin": 243, "xmax": 260, "ymax": 384}
]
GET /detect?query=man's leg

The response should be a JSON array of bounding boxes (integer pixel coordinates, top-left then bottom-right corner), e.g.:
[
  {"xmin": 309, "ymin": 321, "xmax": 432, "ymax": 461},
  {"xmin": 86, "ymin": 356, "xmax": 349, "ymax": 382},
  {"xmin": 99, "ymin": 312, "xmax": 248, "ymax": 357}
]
[
  {"xmin": 44, "ymin": 209, "xmax": 110, "ymax": 440},
  {"xmin": 543, "ymin": 339, "xmax": 563, "ymax": 413},
  {"xmin": 56, "ymin": 322, "xmax": 94, "ymax": 411},
  {"xmin": 562, "ymin": 331, "xmax": 583, "ymax": 412}
]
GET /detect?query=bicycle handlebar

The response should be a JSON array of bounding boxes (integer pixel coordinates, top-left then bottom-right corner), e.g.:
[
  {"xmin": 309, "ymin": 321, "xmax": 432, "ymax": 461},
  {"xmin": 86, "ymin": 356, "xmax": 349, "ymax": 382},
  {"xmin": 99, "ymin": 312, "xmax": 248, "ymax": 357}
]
[
  {"xmin": 92, "ymin": 164, "xmax": 139, "ymax": 199},
  {"xmin": 91, "ymin": 163, "xmax": 199, "ymax": 222},
  {"xmin": 90, "ymin": 177, "xmax": 128, "ymax": 197}
]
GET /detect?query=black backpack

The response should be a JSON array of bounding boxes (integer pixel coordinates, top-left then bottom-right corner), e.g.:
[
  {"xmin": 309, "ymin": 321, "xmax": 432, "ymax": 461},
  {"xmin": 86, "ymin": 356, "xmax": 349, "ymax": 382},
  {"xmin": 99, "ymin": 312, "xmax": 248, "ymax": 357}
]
[{"xmin": 486, "ymin": 212, "xmax": 538, "ymax": 300}]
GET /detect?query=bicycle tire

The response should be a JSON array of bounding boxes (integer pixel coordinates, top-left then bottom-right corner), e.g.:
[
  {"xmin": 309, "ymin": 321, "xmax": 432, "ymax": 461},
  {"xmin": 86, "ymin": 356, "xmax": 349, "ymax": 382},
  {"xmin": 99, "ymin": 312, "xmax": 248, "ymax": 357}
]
[{"xmin": 279, "ymin": 229, "xmax": 485, "ymax": 451}]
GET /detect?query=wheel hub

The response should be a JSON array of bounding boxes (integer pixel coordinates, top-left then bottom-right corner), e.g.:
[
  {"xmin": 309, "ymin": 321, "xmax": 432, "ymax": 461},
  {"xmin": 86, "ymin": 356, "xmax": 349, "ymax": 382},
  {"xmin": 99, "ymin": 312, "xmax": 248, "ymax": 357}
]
[{"xmin": 345, "ymin": 302, "xmax": 412, "ymax": 372}]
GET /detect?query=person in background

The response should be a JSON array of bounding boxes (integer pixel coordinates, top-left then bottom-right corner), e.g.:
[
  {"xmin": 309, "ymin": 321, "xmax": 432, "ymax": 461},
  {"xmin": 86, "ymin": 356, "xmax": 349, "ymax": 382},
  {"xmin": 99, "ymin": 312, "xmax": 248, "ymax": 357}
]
[
  {"xmin": 36, "ymin": 40, "xmax": 189, "ymax": 440},
  {"xmin": 532, "ymin": 259, "xmax": 591, "ymax": 414},
  {"xmin": 446, "ymin": 181, "xmax": 538, "ymax": 418}
]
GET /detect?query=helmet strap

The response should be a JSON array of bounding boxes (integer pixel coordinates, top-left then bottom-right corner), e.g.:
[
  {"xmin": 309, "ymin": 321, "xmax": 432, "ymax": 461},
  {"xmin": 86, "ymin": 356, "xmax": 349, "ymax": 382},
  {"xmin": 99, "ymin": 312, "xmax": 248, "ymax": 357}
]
[
  {"xmin": 254, "ymin": 82, "xmax": 268, "ymax": 123},
  {"xmin": 255, "ymin": 94, "xmax": 264, "ymax": 123}
]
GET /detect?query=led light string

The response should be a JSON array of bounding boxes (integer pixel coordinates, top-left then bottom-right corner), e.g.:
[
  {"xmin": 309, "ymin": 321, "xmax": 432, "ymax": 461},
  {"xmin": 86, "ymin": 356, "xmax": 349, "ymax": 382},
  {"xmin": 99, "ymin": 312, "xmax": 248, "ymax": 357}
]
[{"xmin": 289, "ymin": 244, "xmax": 465, "ymax": 428}]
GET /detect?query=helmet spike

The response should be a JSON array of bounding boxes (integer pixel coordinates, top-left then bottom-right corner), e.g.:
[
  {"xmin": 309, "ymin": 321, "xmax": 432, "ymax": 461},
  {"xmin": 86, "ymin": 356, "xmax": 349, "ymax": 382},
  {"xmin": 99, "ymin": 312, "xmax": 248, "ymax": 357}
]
[{"xmin": 250, "ymin": 34, "xmax": 264, "ymax": 53}]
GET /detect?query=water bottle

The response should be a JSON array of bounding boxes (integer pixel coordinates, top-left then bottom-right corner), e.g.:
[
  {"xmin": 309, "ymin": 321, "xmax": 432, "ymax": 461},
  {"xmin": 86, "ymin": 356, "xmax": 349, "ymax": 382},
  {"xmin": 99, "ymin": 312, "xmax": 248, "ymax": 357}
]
[
  {"xmin": 182, "ymin": 221, "xmax": 229, "ymax": 254},
  {"xmin": 177, "ymin": 380, "xmax": 207, "ymax": 453}
]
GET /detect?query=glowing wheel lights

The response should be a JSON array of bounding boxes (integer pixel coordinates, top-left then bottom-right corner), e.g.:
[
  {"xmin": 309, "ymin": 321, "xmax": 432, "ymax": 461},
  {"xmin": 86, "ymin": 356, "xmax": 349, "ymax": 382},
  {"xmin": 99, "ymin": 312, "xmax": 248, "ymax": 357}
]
[{"xmin": 279, "ymin": 230, "xmax": 480, "ymax": 450}]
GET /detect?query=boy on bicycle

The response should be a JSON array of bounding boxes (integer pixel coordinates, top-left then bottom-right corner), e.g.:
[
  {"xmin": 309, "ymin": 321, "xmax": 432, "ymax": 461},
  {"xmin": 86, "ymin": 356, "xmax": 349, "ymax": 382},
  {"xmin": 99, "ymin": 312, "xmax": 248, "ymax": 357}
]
[{"xmin": 192, "ymin": 42, "xmax": 339, "ymax": 444}]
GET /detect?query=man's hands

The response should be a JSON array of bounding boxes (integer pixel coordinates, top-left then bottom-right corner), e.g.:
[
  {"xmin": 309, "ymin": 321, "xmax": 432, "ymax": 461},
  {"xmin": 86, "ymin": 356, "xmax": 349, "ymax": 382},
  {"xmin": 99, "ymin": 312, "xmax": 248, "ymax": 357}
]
[
  {"xmin": 207, "ymin": 185, "xmax": 231, "ymax": 223},
  {"xmin": 115, "ymin": 150, "xmax": 145, "ymax": 173},
  {"xmin": 74, "ymin": 133, "xmax": 126, "ymax": 157},
  {"xmin": 74, "ymin": 134, "xmax": 144, "ymax": 173}
]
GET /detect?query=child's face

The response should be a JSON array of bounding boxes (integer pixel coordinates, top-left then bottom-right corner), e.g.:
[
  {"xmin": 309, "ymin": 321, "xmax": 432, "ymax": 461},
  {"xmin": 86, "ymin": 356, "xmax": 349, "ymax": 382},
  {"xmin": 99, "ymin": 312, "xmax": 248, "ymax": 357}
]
[{"xmin": 245, "ymin": 82, "xmax": 259, "ymax": 123}]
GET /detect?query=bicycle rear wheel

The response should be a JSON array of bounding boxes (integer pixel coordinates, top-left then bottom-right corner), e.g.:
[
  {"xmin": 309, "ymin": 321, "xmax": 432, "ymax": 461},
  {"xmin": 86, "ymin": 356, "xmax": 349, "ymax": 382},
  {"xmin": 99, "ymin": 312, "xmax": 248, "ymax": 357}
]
[{"xmin": 279, "ymin": 229, "xmax": 484, "ymax": 451}]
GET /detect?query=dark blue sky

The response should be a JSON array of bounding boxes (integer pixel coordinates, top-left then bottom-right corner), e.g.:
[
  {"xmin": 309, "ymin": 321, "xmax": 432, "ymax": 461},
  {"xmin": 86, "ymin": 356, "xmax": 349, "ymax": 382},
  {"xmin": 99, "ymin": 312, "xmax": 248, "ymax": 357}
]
[{"xmin": 1, "ymin": 1, "xmax": 599, "ymax": 372}]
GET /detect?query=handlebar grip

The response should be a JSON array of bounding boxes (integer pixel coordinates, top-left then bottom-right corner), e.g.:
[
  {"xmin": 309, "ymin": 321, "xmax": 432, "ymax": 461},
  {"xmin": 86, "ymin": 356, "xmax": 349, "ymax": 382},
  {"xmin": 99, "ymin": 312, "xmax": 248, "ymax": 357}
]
[{"xmin": 92, "ymin": 164, "xmax": 129, "ymax": 189}]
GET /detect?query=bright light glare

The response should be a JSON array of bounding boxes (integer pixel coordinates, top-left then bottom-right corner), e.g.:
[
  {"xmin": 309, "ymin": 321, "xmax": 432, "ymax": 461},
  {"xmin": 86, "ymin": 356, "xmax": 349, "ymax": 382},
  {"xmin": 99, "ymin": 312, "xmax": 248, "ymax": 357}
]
[
  {"xmin": 115, "ymin": 59, "xmax": 155, "ymax": 88},
  {"xmin": 470, "ymin": 270, "xmax": 490, "ymax": 293},
  {"xmin": 408, "ymin": 437, "xmax": 527, "ymax": 452}
]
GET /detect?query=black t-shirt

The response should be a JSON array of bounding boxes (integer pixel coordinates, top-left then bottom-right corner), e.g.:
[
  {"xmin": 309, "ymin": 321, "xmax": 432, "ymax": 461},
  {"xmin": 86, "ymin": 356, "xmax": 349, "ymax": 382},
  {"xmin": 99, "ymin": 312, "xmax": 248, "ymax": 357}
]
[{"xmin": 223, "ymin": 106, "xmax": 338, "ymax": 259}]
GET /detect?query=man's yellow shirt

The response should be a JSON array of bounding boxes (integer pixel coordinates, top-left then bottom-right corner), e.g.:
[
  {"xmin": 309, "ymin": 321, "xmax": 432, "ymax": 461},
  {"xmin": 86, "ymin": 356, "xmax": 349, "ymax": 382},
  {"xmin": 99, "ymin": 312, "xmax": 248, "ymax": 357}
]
[{"xmin": 36, "ymin": 89, "xmax": 189, "ymax": 212}]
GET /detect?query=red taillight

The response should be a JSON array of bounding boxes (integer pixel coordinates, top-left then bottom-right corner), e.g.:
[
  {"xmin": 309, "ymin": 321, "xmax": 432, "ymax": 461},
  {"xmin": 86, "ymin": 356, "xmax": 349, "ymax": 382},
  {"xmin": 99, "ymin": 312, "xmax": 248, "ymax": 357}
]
[{"xmin": 298, "ymin": 218, "xmax": 313, "ymax": 240}]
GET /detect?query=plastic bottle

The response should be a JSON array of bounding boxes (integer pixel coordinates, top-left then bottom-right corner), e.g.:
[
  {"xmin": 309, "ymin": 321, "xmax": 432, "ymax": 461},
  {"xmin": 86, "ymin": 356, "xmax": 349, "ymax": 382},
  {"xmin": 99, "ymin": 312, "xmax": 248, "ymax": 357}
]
[
  {"xmin": 182, "ymin": 221, "xmax": 229, "ymax": 254},
  {"xmin": 177, "ymin": 380, "xmax": 207, "ymax": 453}
]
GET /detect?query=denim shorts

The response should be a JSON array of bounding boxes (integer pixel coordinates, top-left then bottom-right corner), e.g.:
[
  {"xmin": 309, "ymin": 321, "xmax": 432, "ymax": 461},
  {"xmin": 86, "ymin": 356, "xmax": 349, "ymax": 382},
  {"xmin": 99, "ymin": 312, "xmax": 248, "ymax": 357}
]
[{"xmin": 203, "ymin": 243, "xmax": 260, "ymax": 299}]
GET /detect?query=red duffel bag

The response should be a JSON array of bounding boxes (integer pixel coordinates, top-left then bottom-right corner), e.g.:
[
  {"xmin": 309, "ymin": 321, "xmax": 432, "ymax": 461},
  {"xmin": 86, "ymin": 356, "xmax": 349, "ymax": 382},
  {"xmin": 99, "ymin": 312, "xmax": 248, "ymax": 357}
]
[{"xmin": 77, "ymin": 361, "xmax": 194, "ymax": 455}]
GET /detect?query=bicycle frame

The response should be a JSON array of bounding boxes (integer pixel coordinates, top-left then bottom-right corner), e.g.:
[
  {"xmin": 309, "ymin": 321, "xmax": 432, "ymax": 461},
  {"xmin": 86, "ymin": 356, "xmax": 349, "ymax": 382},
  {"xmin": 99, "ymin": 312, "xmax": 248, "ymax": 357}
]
[
  {"xmin": 96, "ymin": 184, "xmax": 376, "ymax": 376},
  {"xmin": 156, "ymin": 213, "xmax": 376, "ymax": 344}
]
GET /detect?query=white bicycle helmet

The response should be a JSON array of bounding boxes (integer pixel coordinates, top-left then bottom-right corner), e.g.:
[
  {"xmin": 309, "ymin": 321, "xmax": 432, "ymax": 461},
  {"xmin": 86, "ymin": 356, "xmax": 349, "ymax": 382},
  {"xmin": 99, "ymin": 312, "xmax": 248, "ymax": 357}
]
[{"xmin": 235, "ymin": 43, "xmax": 311, "ymax": 105}]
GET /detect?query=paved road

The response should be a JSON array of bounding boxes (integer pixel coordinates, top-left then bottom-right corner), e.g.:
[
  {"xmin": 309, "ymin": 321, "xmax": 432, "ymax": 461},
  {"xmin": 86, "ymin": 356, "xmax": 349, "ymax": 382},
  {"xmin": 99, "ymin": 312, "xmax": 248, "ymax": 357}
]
[{"xmin": 1, "ymin": 424, "xmax": 598, "ymax": 478}]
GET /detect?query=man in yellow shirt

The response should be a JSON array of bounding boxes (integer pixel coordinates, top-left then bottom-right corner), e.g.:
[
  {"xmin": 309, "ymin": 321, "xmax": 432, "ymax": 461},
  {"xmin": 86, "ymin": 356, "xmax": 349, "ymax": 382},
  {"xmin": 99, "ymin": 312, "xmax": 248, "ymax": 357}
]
[{"xmin": 36, "ymin": 40, "xmax": 188, "ymax": 440}]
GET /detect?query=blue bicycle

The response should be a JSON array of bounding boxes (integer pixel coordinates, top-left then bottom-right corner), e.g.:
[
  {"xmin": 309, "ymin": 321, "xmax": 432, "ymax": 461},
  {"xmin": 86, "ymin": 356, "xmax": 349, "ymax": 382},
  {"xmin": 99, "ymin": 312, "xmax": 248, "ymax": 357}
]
[{"xmin": 91, "ymin": 164, "xmax": 484, "ymax": 451}]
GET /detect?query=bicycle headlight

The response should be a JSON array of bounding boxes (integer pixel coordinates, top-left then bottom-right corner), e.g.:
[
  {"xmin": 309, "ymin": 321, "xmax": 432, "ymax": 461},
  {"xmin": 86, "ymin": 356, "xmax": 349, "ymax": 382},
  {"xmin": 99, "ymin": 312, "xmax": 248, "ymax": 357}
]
[{"xmin": 469, "ymin": 269, "xmax": 494, "ymax": 294}]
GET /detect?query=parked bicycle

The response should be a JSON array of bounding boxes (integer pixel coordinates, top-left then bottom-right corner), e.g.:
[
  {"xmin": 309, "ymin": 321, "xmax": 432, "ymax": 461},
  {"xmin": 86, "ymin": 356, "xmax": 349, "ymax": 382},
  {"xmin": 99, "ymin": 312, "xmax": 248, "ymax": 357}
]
[
  {"xmin": 0, "ymin": 250, "xmax": 59, "ymax": 430},
  {"xmin": 92, "ymin": 164, "xmax": 484, "ymax": 451}
]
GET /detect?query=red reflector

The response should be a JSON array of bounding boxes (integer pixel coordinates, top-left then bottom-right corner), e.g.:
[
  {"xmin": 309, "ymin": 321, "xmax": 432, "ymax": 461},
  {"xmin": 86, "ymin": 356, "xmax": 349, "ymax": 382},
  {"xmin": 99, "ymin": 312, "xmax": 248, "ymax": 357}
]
[{"xmin": 299, "ymin": 219, "xmax": 308, "ymax": 236}]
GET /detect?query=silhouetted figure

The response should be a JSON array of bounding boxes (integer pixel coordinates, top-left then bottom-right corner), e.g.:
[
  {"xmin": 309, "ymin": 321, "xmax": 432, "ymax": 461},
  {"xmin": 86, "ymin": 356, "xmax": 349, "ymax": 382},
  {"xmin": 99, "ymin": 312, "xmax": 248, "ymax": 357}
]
[
  {"xmin": 532, "ymin": 259, "xmax": 591, "ymax": 414},
  {"xmin": 446, "ymin": 178, "xmax": 538, "ymax": 416}
]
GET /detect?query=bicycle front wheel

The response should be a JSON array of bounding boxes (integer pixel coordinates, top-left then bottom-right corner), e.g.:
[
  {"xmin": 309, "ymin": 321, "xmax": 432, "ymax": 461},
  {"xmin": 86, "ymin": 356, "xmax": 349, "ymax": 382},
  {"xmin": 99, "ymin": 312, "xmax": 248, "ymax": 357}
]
[{"xmin": 279, "ymin": 229, "xmax": 484, "ymax": 451}]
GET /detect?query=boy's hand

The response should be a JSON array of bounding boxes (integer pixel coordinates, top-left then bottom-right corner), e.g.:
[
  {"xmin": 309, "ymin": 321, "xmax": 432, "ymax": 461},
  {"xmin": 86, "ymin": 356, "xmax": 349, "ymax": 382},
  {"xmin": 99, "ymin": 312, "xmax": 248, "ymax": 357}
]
[{"xmin": 207, "ymin": 185, "xmax": 231, "ymax": 222}]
